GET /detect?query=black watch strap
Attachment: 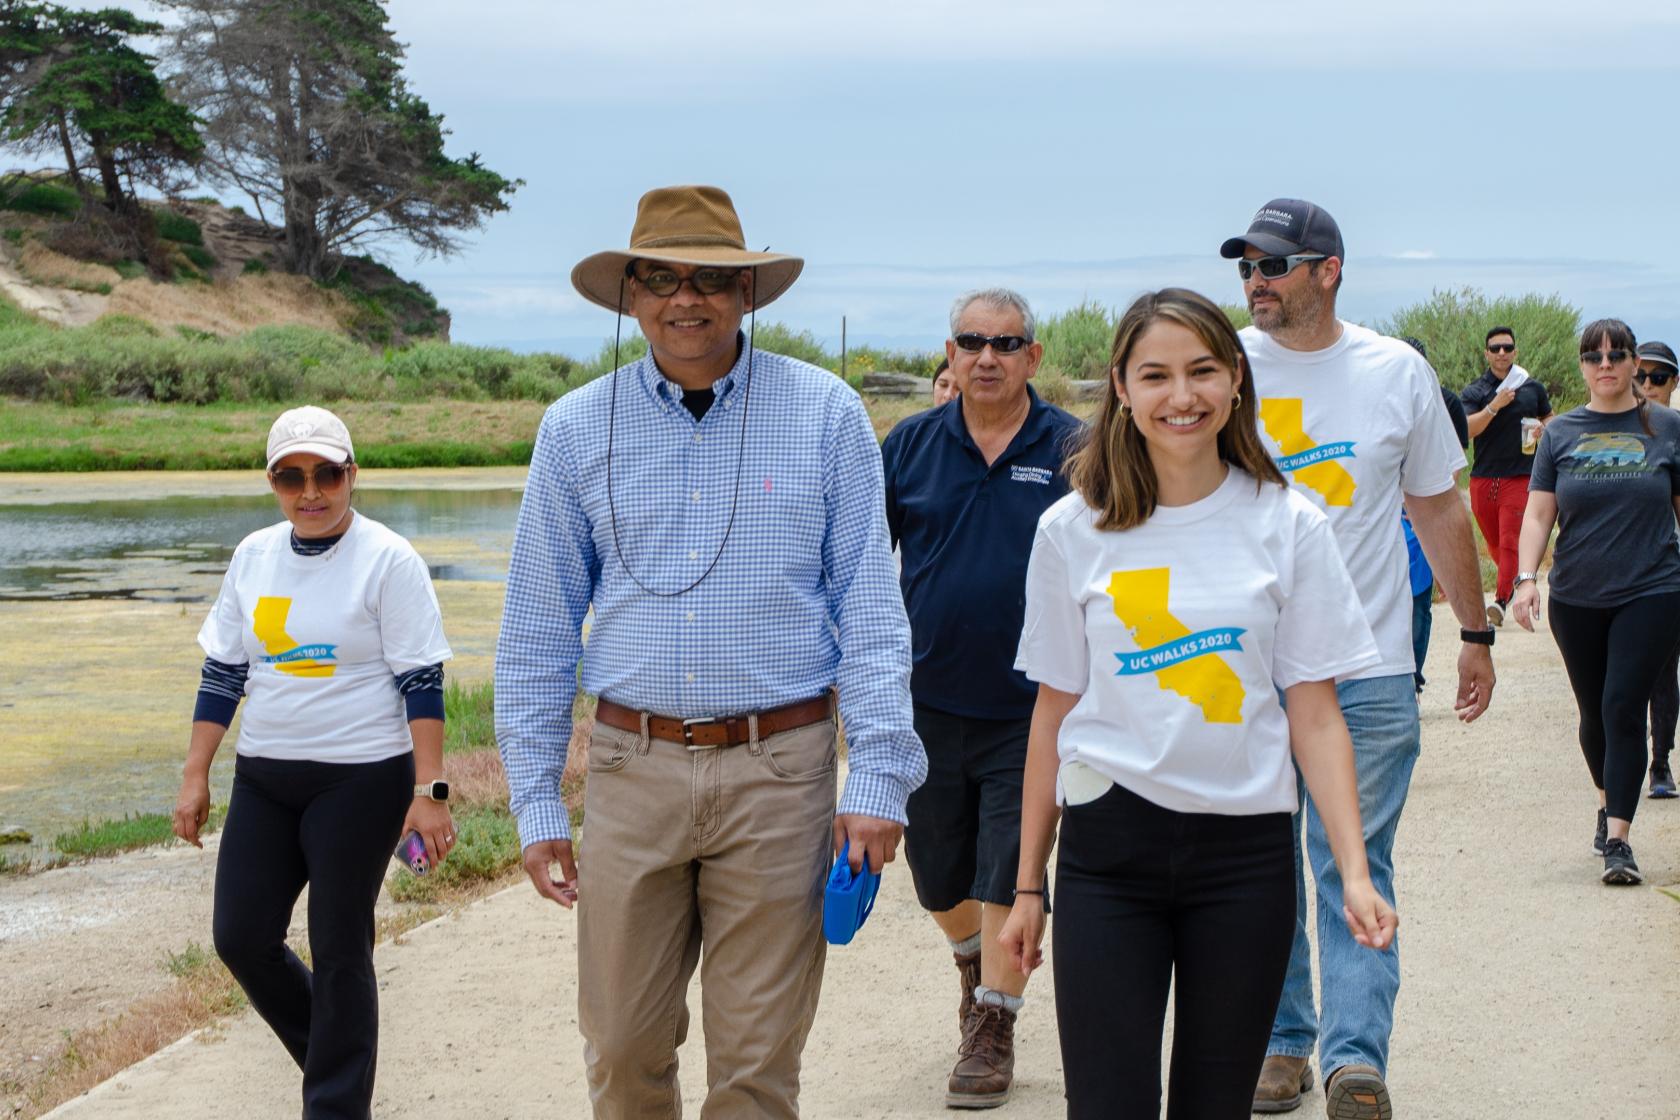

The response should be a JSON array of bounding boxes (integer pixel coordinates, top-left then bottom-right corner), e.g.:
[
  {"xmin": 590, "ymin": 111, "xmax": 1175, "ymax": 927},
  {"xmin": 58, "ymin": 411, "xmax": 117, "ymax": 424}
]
[{"xmin": 1461, "ymin": 627, "xmax": 1496, "ymax": 646}]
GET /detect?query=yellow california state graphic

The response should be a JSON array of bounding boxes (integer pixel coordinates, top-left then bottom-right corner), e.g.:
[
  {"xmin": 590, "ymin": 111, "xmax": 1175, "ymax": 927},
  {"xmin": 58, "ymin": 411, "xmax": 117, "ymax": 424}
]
[
  {"xmin": 252, "ymin": 596, "xmax": 336, "ymax": 677},
  {"xmin": 1259, "ymin": 398, "xmax": 1356, "ymax": 507},
  {"xmin": 1108, "ymin": 569, "xmax": 1244, "ymax": 723}
]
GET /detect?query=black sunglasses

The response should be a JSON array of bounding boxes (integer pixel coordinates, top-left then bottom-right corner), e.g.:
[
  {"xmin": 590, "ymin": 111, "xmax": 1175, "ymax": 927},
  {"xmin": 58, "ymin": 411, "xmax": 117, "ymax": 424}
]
[
  {"xmin": 626, "ymin": 264, "xmax": 743, "ymax": 298},
  {"xmin": 1236, "ymin": 253, "xmax": 1326, "ymax": 281},
  {"xmin": 270, "ymin": 463, "xmax": 351, "ymax": 494},
  {"xmin": 1486, "ymin": 343, "xmax": 1516, "ymax": 354},
  {"xmin": 953, "ymin": 332, "xmax": 1031, "ymax": 354},
  {"xmin": 1637, "ymin": 371, "xmax": 1675, "ymax": 387},
  {"xmin": 1580, "ymin": 349, "xmax": 1633, "ymax": 366}
]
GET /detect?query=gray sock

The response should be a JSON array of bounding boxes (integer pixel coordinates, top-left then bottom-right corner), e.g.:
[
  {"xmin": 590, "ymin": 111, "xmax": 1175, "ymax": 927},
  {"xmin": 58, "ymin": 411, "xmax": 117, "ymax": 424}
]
[
  {"xmin": 949, "ymin": 931, "xmax": 982, "ymax": 957},
  {"xmin": 974, "ymin": 985, "xmax": 1024, "ymax": 1013}
]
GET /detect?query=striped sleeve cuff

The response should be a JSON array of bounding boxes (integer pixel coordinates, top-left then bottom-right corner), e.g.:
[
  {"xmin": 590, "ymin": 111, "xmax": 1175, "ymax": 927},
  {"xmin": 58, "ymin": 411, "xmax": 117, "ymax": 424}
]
[
  {"xmin": 395, "ymin": 663, "xmax": 445, "ymax": 722},
  {"xmin": 514, "ymin": 798, "xmax": 573, "ymax": 849},
  {"xmin": 194, "ymin": 657, "xmax": 249, "ymax": 727}
]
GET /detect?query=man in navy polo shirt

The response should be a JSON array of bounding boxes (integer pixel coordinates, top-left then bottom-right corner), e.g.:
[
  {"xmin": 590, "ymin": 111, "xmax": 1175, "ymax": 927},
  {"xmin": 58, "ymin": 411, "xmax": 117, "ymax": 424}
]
[{"xmin": 882, "ymin": 287, "xmax": 1082, "ymax": 1109}]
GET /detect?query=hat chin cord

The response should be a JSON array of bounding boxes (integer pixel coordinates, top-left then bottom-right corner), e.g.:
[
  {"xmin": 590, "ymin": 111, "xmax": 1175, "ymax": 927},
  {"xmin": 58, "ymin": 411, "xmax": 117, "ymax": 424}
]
[{"xmin": 605, "ymin": 271, "xmax": 755, "ymax": 598}]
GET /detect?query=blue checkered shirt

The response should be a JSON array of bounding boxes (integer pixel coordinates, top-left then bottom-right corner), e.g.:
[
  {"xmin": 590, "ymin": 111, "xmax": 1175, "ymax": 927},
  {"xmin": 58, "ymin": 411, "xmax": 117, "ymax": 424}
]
[{"xmin": 495, "ymin": 341, "xmax": 926, "ymax": 848}]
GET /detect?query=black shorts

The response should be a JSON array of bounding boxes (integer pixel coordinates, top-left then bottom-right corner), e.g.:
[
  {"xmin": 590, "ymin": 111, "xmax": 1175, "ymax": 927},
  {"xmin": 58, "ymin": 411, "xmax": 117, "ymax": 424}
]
[{"xmin": 904, "ymin": 703, "xmax": 1032, "ymax": 911}]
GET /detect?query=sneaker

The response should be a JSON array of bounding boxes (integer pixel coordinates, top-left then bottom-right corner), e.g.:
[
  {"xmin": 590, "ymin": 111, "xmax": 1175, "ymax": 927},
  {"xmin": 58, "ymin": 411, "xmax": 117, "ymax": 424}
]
[
  {"xmin": 1325, "ymin": 1064, "xmax": 1393, "ymax": 1119},
  {"xmin": 1602, "ymin": 838, "xmax": 1643, "ymax": 885},
  {"xmin": 1252, "ymin": 1053, "xmax": 1312, "ymax": 1113},
  {"xmin": 1650, "ymin": 762, "xmax": 1678, "ymax": 799},
  {"xmin": 954, "ymin": 948, "xmax": 981, "ymax": 1029},
  {"xmin": 1593, "ymin": 808, "xmax": 1607, "ymax": 855},
  {"xmin": 946, "ymin": 1003, "xmax": 1015, "ymax": 1109},
  {"xmin": 1486, "ymin": 600, "xmax": 1505, "ymax": 628}
]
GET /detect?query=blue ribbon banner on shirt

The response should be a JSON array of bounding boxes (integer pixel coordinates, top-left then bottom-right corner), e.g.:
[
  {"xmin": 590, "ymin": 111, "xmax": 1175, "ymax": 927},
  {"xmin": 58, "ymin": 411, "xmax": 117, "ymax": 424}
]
[
  {"xmin": 1115, "ymin": 629, "xmax": 1246, "ymax": 676},
  {"xmin": 261, "ymin": 644, "xmax": 338, "ymax": 664},
  {"xmin": 1275, "ymin": 441, "xmax": 1356, "ymax": 472}
]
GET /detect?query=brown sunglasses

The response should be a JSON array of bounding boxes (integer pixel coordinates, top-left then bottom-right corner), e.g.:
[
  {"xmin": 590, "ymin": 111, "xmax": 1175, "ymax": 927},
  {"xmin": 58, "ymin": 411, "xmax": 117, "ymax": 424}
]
[{"xmin": 269, "ymin": 463, "xmax": 351, "ymax": 494}]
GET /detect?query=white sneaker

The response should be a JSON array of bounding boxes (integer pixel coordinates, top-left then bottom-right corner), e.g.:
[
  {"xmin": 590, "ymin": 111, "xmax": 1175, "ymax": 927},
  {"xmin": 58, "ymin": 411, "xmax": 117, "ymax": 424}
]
[{"xmin": 1486, "ymin": 601, "xmax": 1505, "ymax": 627}]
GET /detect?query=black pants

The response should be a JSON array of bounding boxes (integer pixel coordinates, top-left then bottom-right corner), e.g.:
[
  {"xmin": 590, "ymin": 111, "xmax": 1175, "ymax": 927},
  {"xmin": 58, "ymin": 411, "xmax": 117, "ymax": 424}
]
[
  {"xmin": 1549, "ymin": 592, "xmax": 1680, "ymax": 822},
  {"xmin": 1648, "ymin": 639, "xmax": 1679, "ymax": 769},
  {"xmin": 1052, "ymin": 781, "xmax": 1294, "ymax": 1120},
  {"xmin": 213, "ymin": 752, "xmax": 413, "ymax": 1120}
]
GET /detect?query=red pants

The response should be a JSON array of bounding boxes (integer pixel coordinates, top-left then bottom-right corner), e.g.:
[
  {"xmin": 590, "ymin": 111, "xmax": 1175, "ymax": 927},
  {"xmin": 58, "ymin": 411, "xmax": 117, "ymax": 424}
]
[{"xmin": 1470, "ymin": 475, "xmax": 1529, "ymax": 604}]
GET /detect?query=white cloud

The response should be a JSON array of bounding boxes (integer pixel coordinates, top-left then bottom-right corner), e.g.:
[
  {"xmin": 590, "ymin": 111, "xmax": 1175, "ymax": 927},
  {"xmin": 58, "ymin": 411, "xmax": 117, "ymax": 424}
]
[{"xmin": 1396, "ymin": 250, "xmax": 1438, "ymax": 260}]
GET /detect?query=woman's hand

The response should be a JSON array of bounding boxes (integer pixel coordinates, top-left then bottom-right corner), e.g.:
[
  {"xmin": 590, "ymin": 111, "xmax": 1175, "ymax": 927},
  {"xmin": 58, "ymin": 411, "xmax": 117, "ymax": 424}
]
[
  {"xmin": 997, "ymin": 895, "xmax": 1047, "ymax": 978},
  {"xmin": 403, "ymin": 797, "xmax": 455, "ymax": 867},
  {"xmin": 1511, "ymin": 581, "xmax": 1541, "ymax": 632},
  {"xmin": 172, "ymin": 775, "xmax": 212, "ymax": 848},
  {"xmin": 1341, "ymin": 877, "xmax": 1398, "ymax": 951}
]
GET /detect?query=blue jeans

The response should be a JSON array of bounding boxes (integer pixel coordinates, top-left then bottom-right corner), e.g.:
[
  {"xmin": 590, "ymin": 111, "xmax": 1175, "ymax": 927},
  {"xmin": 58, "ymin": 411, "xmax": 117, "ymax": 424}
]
[{"xmin": 1268, "ymin": 673, "xmax": 1420, "ymax": 1078}]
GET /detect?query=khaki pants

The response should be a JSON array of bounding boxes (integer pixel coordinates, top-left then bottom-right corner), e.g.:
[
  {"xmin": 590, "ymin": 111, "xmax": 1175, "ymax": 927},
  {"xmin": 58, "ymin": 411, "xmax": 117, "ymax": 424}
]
[{"xmin": 577, "ymin": 715, "xmax": 837, "ymax": 1119}]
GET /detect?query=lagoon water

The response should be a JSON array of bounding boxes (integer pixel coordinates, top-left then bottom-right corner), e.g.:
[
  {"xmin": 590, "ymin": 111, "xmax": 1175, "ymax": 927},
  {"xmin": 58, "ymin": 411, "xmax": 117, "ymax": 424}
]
[{"xmin": 0, "ymin": 469, "xmax": 522, "ymax": 859}]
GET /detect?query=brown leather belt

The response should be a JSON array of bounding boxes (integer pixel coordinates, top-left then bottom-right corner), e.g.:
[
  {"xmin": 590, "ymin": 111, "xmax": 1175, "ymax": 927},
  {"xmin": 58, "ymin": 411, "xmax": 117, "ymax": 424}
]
[{"xmin": 595, "ymin": 694, "xmax": 834, "ymax": 749}]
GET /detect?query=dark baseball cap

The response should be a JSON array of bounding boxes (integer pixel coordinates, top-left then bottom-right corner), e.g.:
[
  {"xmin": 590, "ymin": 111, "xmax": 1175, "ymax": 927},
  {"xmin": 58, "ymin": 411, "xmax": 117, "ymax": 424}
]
[
  {"xmin": 1636, "ymin": 341, "xmax": 1678, "ymax": 372},
  {"xmin": 1220, "ymin": 198, "xmax": 1345, "ymax": 261}
]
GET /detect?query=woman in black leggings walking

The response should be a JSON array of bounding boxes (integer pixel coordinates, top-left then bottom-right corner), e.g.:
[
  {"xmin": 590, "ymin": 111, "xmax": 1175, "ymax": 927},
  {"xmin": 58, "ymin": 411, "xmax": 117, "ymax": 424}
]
[
  {"xmin": 172, "ymin": 406, "xmax": 455, "ymax": 1118},
  {"xmin": 1512, "ymin": 320, "xmax": 1680, "ymax": 885}
]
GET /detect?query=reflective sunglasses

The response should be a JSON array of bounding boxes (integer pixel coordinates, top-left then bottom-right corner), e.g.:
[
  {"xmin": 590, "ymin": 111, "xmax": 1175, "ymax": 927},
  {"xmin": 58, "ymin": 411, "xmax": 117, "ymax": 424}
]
[
  {"xmin": 1636, "ymin": 370, "xmax": 1675, "ymax": 387},
  {"xmin": 1236, "ymin": 253, "xmax": 1326, "ymax": 281},
  {"xmin": 1486, "ymin": 343, "xmax": 1516, "ymax": 354},
  {"xmin": 953, "ymin": 332, "xmax": 1031, "ymax": 354},
  {"xmin": 627, "ymin": 264, "xmax": 742, "ymax": 298},
  {"xmin": 269, "ymin": 463, "xmax": 351, "ymax": 494},
  {"xmin": 1580, "ymin": 349, "xmax": 1633, "ymax": 366}
]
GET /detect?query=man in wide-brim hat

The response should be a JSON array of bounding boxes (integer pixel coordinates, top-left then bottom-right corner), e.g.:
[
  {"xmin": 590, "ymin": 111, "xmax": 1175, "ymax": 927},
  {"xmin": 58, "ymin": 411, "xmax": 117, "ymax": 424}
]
[{"xmin": 495, "ymin": 184, "xmax": 925, "ymax": 1117}]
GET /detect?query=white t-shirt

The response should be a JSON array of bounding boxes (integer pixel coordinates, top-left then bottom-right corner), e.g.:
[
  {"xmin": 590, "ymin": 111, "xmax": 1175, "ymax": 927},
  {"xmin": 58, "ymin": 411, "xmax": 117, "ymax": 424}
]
[
  {"xmin": 198, "ymin": 514, "xmax": 452, "ymax": 764},
  {"xmin": 1241, "ymin": 322, "xmax": 1466, "ymax": 680},
  {"xmin": 1015, "ymin": 469, "xmax": 1380, "ymax": 815}
]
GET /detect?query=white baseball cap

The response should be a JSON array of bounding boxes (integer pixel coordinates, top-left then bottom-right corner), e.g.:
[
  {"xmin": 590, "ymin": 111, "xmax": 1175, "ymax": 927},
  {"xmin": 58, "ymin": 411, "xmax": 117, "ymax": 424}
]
[{"xmin": 266, "ymin": 406, "xmax": 354, "ymax": 470}]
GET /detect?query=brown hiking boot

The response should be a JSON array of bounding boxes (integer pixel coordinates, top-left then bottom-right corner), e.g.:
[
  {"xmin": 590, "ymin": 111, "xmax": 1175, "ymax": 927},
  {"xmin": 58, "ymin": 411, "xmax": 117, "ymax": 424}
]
[
  {"xmin": 946, "ymin": 1003, "xmax": 1014, "ymax": 1109},
  {"xmin": 954, "ymin": 949, "xmax": 981, "ymax": 1028},
  {"xmin": 1252, "ymin": 1053, "xmax": 1312, "ymax": 1113},
  {"xmin": 1325, "ymin": 1064, "xmax": 1392, "ymax": 1120}
]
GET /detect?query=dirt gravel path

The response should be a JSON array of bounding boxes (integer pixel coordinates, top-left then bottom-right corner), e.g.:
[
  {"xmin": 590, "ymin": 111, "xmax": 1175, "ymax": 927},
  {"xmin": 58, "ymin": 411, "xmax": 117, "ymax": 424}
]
[{"xmin": 35, "ymin": 605, "xmax": 1680, "ymax": 1118}]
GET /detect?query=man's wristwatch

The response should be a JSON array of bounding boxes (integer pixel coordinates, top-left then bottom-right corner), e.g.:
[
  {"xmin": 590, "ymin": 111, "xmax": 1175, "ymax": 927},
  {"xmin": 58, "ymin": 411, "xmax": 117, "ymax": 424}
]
[
  {"xmin": 414, "ymin": 780, "xmax": 450, "ymax": 803},
  {"xmin": 1513, "ymin": 571, "xmax": 1538, "ymax": 589},
  {"xmin": 1461, "ymin": 628, "xmax": 1495, "ymax": 646}
]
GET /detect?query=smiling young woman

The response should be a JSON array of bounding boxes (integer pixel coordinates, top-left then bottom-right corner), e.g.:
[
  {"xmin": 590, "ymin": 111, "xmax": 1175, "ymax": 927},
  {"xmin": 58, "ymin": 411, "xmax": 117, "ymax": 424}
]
[{"xmin": 999, "ymin": 288, "xmax": 1397, "ymax": 1118}]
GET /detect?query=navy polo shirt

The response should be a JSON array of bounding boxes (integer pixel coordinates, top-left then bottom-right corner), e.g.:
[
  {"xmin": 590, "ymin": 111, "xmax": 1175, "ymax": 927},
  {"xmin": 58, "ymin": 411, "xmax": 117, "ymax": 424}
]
[{"xmin": 882, "ymin": 386, "xmax": 1084, "ymax": 720}]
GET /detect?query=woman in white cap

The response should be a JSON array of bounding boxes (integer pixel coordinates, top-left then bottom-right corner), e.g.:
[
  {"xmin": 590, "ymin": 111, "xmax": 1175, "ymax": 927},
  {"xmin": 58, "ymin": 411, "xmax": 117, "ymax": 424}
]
[{"xmin": 172, "ymin": 406, "xmax": 454, "ymax": 1117}]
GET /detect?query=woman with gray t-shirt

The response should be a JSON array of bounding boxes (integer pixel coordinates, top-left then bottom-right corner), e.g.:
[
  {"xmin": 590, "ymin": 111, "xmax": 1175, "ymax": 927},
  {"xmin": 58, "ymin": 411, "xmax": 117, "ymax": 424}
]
[{"xmin": 1512, "ymin": 319, "xmax": 1680, "ymax": 886}]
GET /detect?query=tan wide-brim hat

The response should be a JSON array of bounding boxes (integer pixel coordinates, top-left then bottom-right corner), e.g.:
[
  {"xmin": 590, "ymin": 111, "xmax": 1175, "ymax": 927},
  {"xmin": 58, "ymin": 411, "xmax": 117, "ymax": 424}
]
[{"xmin": 571, "ymin": 184, "xmax": 804, "ymax": 313}]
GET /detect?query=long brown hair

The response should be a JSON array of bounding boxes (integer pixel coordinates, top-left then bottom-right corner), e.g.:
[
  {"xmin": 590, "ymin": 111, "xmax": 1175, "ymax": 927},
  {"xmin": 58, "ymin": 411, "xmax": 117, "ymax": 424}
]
[{"xmin": 1066, "ymin": 288, "xmax": 1285, "ymax": 530}]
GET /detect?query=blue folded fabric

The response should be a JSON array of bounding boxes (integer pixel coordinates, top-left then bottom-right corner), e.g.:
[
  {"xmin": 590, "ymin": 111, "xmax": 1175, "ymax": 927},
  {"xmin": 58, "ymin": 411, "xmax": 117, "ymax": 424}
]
[{"xmin": 822, "ymin": 840, "xmax": 881, "ymax": 946}]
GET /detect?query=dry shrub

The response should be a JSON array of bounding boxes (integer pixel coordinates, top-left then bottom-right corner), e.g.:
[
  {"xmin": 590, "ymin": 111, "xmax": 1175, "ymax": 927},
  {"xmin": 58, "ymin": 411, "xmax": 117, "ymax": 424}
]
[
  {"xmin": 20, "ymin": 957, "xmax": 243, "ymax": 1119},
  {"xmin": 444, "ymin": 747, "xmax": 510, "ymax": 812},
  {"xmin": 19, "ymin": 241, "xmax": 120, "ymax": 289},
  {"xmin": 107, "ymin": 272, "xmax": 354, "ymax": 338}
]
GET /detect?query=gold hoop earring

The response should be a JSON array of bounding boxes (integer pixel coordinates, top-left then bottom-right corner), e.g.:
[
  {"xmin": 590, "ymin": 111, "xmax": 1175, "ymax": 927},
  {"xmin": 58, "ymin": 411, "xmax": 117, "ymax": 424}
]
[
  {"xmin": 1117, "ymin": 401, "xmax": 1130, "ymax": 424},
  {"xmin": 1231, "ymin": 389, "xmax": 1242, "ymax": 407}
]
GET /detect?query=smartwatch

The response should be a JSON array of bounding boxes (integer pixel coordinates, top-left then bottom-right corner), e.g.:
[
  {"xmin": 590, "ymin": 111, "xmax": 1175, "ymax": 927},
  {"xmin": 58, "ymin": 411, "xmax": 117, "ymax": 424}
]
[{"xmin": 414, "ymin": 780, "xmax": 450, "ymax": 803}]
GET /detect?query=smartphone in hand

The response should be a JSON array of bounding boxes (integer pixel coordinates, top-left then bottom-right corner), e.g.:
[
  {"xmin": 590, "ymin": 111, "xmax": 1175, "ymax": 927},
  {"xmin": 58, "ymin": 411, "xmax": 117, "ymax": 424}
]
[{"xmin": 395, "ymin": 829, "xmax": 429, "ymax": 875}]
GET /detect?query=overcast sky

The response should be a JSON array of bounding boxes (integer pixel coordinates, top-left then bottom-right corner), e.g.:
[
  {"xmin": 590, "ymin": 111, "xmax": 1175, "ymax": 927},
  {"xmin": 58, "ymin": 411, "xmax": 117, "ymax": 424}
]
[{"xmin": 55, "ymin": 2, "xmax": 1680, "ymax": 364}]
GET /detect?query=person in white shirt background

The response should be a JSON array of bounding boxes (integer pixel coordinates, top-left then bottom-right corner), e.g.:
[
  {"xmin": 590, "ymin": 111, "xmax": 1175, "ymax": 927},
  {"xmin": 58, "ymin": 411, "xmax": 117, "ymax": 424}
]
[
  {"xmin": 999, "ymin": 287, "xmax": 1396, "ymax": 1120},
  {"xmin": 1220, "ymin": 198, "xmax": 1495, "ymax": 1119}
]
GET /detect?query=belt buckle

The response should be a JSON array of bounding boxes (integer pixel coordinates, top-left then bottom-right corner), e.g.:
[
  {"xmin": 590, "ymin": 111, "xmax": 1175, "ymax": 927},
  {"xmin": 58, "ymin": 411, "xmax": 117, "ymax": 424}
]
[{"xmin": 682, "ymin": 715, "xmax": 718, "ymax": 751}]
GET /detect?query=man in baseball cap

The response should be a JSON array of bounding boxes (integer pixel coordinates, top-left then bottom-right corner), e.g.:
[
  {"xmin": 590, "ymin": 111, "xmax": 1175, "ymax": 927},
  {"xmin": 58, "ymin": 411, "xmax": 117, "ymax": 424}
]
[
  {"xmin": 1223, "ymin": 198, "xmax": 1496, "ymax": 1117},
  {"xmin": 496, "ymin": 185, "xmax": 924, "ymax": 1117}
]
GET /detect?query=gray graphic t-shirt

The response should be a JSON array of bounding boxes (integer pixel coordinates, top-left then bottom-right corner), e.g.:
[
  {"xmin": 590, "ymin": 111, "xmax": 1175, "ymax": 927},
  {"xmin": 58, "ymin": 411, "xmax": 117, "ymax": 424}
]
[{"xmin": 1530, "ymin": 404, "xmax": 1680, "ymax": 607}]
